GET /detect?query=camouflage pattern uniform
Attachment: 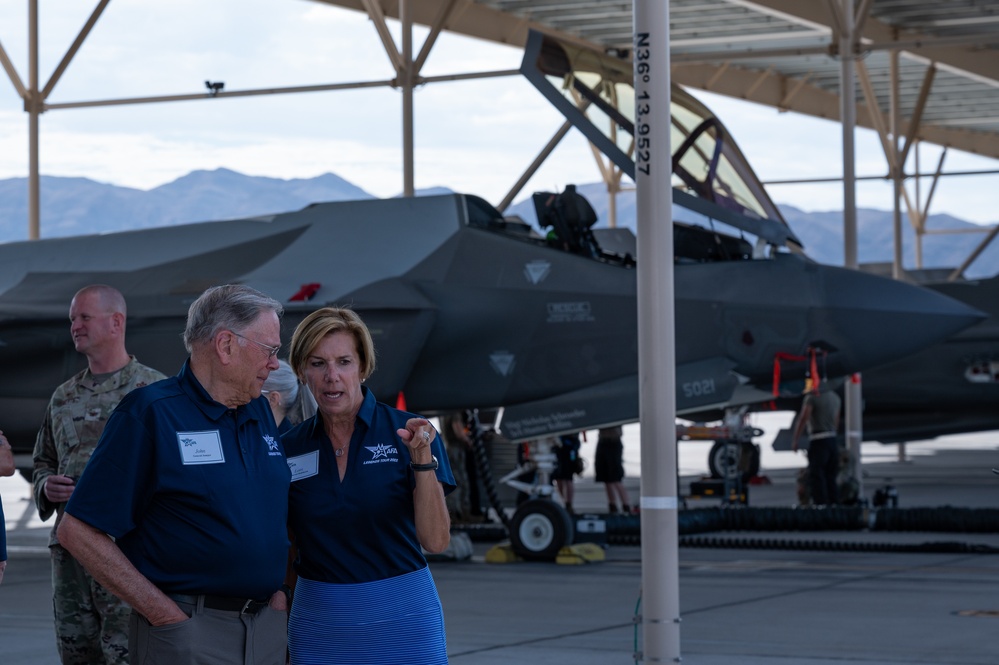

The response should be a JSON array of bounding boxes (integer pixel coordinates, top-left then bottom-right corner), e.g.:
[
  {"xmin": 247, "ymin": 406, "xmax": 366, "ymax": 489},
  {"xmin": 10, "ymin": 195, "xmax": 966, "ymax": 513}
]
[{"xmin": 33, "ymin": 357, "xmax": 166, "ymax": 665}]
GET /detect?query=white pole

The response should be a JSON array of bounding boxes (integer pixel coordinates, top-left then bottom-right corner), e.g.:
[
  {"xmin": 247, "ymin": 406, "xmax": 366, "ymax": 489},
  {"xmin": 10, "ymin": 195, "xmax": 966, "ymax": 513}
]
[{"xmin": 634, "ymin": 1, "xmax": 680, "ymax": 662}]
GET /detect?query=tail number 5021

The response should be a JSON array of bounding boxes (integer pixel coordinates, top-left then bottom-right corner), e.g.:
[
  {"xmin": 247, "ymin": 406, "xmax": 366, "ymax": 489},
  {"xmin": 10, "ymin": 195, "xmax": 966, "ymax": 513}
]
[{"xmin": 682, "ymin": 378, "xmax": 716, "ymax": 399}]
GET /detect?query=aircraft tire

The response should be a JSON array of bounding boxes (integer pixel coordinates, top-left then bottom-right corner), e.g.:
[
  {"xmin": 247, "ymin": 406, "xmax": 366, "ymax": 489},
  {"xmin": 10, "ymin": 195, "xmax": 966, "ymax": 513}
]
[
  {"xmin": 509, "ymin": 499, "xmax": 574, "ymax": 561},
  {"xmin": 707, "ymin": 441, "xmax": 761, "ymax": 482}
]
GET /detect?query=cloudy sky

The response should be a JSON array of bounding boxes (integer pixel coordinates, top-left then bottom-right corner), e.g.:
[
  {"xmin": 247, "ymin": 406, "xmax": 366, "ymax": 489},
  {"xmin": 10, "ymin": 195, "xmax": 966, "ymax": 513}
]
[{"xmin": 1, "ymin": 0, "xmax": 997, "ymax": 224}]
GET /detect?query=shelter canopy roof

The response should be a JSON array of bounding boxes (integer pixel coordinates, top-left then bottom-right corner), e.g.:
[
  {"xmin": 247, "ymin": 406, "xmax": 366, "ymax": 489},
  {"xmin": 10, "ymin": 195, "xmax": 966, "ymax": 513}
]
[{"xmin": 313, "ymin": 0, "xmax": 999, "ymax": 159}]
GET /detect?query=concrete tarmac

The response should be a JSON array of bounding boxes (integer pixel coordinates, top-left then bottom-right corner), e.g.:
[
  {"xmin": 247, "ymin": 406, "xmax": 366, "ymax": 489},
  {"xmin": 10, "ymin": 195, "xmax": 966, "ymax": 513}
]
[{"xmin": 3, "ymin": 437, "xmax": 999, "ymax": 664}]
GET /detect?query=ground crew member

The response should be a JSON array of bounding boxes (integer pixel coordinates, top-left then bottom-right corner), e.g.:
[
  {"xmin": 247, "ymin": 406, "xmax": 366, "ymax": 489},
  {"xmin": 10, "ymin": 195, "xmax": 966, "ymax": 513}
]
[{"xmin": 791, "ymin": 381, "xmax": 842, "ymax": 506}]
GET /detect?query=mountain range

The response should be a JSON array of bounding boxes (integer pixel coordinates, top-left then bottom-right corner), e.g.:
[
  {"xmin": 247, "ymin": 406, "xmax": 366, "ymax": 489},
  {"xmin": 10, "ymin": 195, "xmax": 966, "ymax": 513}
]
[{"xmin": 0, "ymin": 168, "xmax": 995, "ymax": 279}]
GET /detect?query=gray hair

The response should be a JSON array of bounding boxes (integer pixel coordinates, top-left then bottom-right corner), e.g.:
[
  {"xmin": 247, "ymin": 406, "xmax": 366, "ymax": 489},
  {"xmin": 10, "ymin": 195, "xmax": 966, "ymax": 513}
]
[
  {"xmin": 264, "ymin": 358, "xmax": 317, "ymax": 426},
  {"xmin": 182, "ymin": 284, "xmax": 283, "ymax": 353},
  {"xmin": 263, "ymin": 360, "xmax": 299, "ymax": 406}
]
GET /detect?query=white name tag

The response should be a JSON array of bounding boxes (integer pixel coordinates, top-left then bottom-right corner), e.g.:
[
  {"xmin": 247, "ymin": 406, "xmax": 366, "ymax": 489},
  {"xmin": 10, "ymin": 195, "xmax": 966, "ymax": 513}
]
[
  {"xmin": 177, "ymin": 431, "xmax": 225, "ymax": 465},
  {"xmin": 287, "ymin": 450, "xmax": 319, "ymax": 482}
]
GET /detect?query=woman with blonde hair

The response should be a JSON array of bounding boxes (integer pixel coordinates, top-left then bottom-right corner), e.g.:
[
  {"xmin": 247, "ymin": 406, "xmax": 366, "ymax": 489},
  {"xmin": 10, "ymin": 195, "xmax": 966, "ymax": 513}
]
[{"xmin": 282, "ymin": 307, "xmax": 455, "ymax": 664}]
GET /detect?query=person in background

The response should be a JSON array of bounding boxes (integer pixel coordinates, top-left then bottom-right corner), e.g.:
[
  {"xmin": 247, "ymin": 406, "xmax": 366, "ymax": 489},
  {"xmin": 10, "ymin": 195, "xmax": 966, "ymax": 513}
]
[
  {"xmin": 262, "ymin": 359, "xmax": 315, "ymax": 434},
  {"xmin": 283, "ymin": 306, "xmax": 455, "ymax": 665},
  {"xmin": 441, "ymin": 412, "xmax": 473, "ymax": 521},
  {"xmin": 595, "ymin": 426, "xmax": 634, "ymax": 514},
  {"xmin": 0, "ymin": 429, "xmax": 14, "ymax": 584},
  {"xmin": 552, "ymin": 432, "xmax": 582, "ymax": 514},
  {"xmin": 441, "ymin": 411, "xmax": 486, "ymax": 522},
  {"xmin": 57, "ymin": 284, "xmax": 291, "ymax": 665},
  {"xmin": 791, "ymin": 381, "xmax": 842, "ymax": 506},
  {"xmin": 32, "ymin": 284, "xmax": 166, "ymax": 665}
]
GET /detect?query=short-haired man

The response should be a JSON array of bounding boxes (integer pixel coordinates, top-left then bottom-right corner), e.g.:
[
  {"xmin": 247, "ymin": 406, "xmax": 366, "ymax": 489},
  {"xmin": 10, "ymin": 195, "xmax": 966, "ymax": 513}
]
[
  {"xmin": 58, "ymin": 284, "xmax": 291, "ymax": 665},
  {"xmin": 32, "ymin": 284, "xmax": 166, "ymax": 664},
  {"xmin": 791, "ymin": 383, "xmax": 843, "ymax": 506}
]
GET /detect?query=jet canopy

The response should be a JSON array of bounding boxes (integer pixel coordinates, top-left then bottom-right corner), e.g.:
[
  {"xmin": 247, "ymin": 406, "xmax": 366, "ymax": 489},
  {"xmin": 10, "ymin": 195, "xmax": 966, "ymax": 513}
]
[{"xmin": 521, "ymin": 30, "xmax": 802, "ymax": 251}]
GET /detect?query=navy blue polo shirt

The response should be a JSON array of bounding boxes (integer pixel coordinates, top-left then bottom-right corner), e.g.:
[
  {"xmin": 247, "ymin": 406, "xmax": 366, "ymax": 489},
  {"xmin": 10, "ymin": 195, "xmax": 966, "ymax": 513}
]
[
  {"xmin": 284, "ymin": 387, "xmax": 455, "ymax": 584},
  {"xmin": 66, "ymin": 360, "xmax": 291, "ymax": 599}
]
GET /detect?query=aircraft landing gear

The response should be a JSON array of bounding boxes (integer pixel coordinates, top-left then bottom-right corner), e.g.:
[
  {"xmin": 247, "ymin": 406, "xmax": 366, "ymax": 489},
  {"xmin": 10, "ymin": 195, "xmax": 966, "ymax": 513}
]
[
  {"xmin": 707, "ymin": 440, "xmax": 761, "ymax": 482},
  {"xmin": 498, "ymin": 437, "xmax": 577, "ymax": 560},
  {"xmin": 508, "ymin": 499, "xmax": 575, "ymax": 561},
  {"xmin": 680, "ymin": 408, "xmax": 763, "ymax": 505},
  {"xmin": 679, "ymin": 407, "xmax": 763, "ymax": 482},
  {"xmin": 460, "ymin": 417, "xmax": 586, "ymax": 561}
]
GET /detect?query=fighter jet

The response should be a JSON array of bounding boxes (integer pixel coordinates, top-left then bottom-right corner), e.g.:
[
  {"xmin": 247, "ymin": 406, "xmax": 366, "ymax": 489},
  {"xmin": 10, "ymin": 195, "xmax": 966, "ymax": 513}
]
[
  {"xmin": 860, "ymin": 272, "xmax": 999, "ymax": 443},
  {"xmin": 0, "ymin": 31, "xmax": 983, "ymax": 471},
  {"xmin": 499, "ymin": 31, "xmax": 988, "ymax": 439},
  {"xmin": 0, "ymin": 188, "xmax": 982, "ymax": 461},
  {"xmin": 766, "ymin": 270, "xmax": 999, "ymax": 450}
]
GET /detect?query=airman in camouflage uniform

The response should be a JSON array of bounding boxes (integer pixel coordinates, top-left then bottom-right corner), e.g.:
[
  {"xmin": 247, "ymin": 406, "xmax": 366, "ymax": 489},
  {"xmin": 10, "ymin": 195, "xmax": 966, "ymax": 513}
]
[{"xmin": 32, "ymin": 285, "xmax": 166, "ymax": 665}]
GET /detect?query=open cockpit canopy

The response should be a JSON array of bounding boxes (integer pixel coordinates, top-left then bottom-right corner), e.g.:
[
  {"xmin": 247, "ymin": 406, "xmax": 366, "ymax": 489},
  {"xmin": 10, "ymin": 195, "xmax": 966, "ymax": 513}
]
[{"xmin": 521, "ymin": 30, "xmax": 802, "ymax": 253}]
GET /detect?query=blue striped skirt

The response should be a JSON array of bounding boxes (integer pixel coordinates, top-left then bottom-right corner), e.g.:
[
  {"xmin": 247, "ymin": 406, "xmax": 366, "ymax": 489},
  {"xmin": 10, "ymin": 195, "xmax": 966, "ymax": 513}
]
[{"xmin": 288, "ymin": 566, "xmax": 448, "ymax": 664}]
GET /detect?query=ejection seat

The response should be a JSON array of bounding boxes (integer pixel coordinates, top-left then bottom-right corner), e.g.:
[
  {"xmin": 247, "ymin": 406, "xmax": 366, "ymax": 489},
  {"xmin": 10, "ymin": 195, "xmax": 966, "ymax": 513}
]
[{"xmin": 533, "ymin": 184, "xmax": 603, "ymax": 259}]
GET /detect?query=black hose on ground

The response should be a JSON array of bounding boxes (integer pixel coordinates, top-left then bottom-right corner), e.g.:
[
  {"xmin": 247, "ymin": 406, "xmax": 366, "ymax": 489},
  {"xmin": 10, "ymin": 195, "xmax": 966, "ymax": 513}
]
[
  {"xmin": 449, "ymin": 506, "xmax": 999, "ymax": 550},
  {"xmin": 467, "ymin": 409, "xmax": 510, "ymax": 528},
  {"xmin": 598, "ymin": 507, "xmax": 999, "ymax": 552},
  {"xmin": 873, "ymin": 507, "xmax": 999, "ymax": 532},
  {"xmin": 451, "ymin": 522, "xmax": 509, "ymax": 542},
  {"xmin": 602, "ymin": 507, "xmax": 868, "ymax": 538},
  {"xmin": 677, "ymin": 536, "xmax": 999, "ymax": 554}
]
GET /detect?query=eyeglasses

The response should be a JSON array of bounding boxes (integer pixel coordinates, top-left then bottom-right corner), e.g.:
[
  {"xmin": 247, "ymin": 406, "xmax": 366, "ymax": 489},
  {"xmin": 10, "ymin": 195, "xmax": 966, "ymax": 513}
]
[{"xmin": 231, "ymin": 331, "xmax": 281, "ymax": 358}]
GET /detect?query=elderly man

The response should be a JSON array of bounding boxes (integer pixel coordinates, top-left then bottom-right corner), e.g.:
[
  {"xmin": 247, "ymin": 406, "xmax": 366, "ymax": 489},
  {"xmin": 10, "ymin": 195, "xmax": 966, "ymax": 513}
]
[
  {"xmin": 32, "ymin": 284, "xmax": 166, "ymax": 664},
  {"xmin": 58, "ymin": 284, "xmax": 291, "ymax": 665}
]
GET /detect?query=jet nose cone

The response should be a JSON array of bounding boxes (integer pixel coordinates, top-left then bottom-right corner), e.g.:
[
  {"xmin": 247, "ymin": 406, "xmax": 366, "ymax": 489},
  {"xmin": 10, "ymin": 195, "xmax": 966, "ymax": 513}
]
[{"xmin": 814, "ymin": 264, "xmax": 986, "ymax": 374}]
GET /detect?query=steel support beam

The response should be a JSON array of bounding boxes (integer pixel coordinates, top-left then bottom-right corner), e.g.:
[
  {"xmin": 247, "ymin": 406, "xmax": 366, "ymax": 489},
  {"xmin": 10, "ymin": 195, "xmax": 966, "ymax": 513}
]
[
  {"xmin": 496, "ymin": 120, "xmax": 573, "ymax": 213},
  {"xmin": 45, "ymin": 79, "xmax": 397, "ymax": 110},
  {"xmin": 889, "ymin": 50, "xmax": 903, "ymax": 280},
  {"xmin": 28, "ymin": 0, "xmax": 40, "ymax": 240},
  {"xmin": 838, "ymin": 0, "xmax": 864, "ymax": 502},
  {"xmin": 950, "ymin": 223, "xmax": 999, "ymax": 281},
  {"xmin": 0, "ymin": 39, "xmax": 26, "ymax": 97},
  {"xmin": 41, "ymin": 0, "xmax": 110, "ymax": 99},
  {"xmin": 401, "ymin": 0, "xmax": 414, "ymax": 197}
]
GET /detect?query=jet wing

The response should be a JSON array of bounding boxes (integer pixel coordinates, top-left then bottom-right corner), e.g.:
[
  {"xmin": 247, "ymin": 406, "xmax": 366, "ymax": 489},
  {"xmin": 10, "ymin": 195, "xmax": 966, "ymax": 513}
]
[
  {"xmin": 498, "ymin": 357, "xmax": 747, "ymax": 441},
  {"xmin": 498, "ymin": 376, "xmax": 638, "ymax": 441},
  {"xmin": 0, "ymin": 223, "xmax": 310, "ymax": 320}
]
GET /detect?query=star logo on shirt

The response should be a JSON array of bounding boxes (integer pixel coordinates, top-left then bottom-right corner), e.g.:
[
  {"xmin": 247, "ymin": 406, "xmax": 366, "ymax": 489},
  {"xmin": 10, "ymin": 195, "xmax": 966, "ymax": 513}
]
[
  {"xmin": 365, "ymin": 443, "xmax": 398, "ymax": 460},
  {"xmin": 263, "ymin": 435, "xmax": 282, "ymax": 456}
]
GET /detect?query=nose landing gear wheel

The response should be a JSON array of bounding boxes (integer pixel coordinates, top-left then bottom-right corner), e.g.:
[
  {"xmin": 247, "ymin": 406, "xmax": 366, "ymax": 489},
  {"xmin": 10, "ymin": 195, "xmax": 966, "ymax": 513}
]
[
  {"xmin": 708, "ymin": 440, "xmax": 761, "ymax": 482},
  {"xmin": 508, "ymin": 499, "xmax": 575, "ymax": 561}
]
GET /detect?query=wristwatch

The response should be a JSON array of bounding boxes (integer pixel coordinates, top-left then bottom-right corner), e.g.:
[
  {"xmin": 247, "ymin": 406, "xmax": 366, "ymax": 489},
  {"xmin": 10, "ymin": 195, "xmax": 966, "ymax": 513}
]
[{"xmin": 411, "ymin": 455, "xmax": 439, "ymax": 472}]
